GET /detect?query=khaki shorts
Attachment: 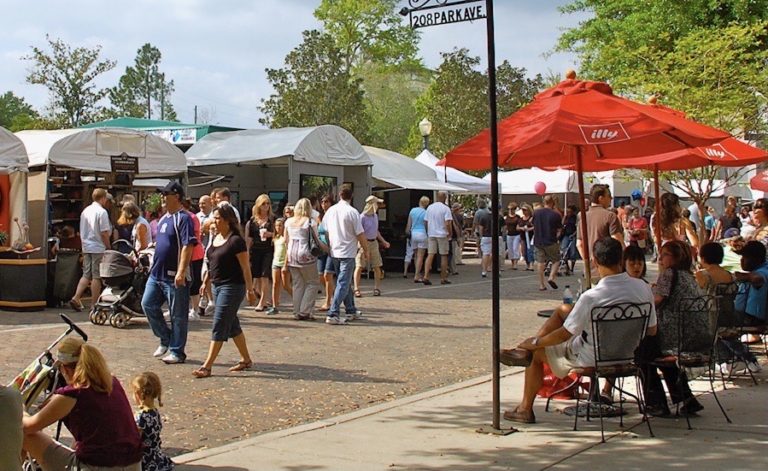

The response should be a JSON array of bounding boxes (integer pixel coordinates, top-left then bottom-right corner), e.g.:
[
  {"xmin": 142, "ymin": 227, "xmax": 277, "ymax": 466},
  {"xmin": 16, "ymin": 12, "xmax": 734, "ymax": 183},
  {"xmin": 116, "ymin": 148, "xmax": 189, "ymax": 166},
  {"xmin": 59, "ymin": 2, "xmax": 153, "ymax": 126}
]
[
  {"xmin": 82, "ymin": 253, "xmax": 104, "ymax": 280},
  {"xmin": 545, "ymin": 341, "xmax": 579, "ymax": 379},
  {"xmin": 356, "ymin": 240, "xmax": 383, "ymax": 268},
  {"xmin": 534, "ymin": 243, "xmax": 560, "ymax": 264},
  {"xmin": 427, "ymin": 237, "xmax": 450, "ymax": 255},
  {"xmin": 43, "ymin": 441, "xmax": 141, "ymax": 471}
]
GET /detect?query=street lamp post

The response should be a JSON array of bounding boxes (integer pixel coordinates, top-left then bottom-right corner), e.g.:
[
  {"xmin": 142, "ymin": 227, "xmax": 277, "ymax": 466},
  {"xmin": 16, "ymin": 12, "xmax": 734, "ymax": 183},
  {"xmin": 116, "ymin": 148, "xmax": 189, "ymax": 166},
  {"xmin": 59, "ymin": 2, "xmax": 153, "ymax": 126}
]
[{"xmin": 419, "ymin": 117, "xmax": 432, "ymax": 151}]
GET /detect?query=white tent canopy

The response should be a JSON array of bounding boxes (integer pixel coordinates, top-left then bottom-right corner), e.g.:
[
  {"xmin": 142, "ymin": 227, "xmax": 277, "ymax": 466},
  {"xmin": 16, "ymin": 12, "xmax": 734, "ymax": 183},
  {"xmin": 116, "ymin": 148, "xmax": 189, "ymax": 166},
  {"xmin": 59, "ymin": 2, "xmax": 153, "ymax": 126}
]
[
  {"xmin": 16, "ymin": 128, "xmax": 186, "ymax": 175},
  {"xmin": 484, "ymin": 168, "xmax": 587, "ymax": 194},
  {"xmin": 186, "ymin": 126, "xmax": 371, "ymax": 167},
  {"xmin": 0, "ymin": 127, "xmax": 28, "ymax": 174},
  {"xmin": 415, "ymin": 150, "xmax": 490, "ymax": 193},
  {"xmin": 364, "ymin": 146, "xmax": 465, "ymax": 192}
]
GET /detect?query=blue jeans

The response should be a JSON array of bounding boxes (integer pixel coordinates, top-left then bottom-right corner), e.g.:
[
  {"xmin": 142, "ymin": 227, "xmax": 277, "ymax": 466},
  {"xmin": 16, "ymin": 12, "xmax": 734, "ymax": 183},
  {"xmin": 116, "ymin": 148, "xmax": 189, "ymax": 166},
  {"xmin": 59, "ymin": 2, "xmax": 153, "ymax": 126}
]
[
  {"xmin": 142, "ymin": 275, "xmax": 190, "ymax": 358},
  {"xmin": 329, "ymin": 257, "xmax": 356, "ymax": 317},
  {"xmin": 211, "ymin": 283, "xmax": 245, "ymax": 341}
]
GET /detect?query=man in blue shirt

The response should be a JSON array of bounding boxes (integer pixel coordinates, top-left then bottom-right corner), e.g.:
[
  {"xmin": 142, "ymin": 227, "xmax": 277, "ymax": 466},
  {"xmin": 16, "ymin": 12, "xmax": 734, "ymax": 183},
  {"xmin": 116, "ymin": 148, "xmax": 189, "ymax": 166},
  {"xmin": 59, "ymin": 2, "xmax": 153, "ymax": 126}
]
[{"xmin": 142, "ymin": 181, "xmax": 197, "ymax": 364}]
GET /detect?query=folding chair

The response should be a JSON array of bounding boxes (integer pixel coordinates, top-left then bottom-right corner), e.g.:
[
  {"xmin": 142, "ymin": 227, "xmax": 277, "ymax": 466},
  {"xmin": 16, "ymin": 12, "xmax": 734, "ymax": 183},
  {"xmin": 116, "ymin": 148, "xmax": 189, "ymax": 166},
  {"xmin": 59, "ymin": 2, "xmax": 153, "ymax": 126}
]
[
  {"xmin": 569, "ymin": 302, "xmax": 654, "ymax": 443},
  {"xmin": 651, "ymin": 296, "xmax": 731, "ymax": 430}
]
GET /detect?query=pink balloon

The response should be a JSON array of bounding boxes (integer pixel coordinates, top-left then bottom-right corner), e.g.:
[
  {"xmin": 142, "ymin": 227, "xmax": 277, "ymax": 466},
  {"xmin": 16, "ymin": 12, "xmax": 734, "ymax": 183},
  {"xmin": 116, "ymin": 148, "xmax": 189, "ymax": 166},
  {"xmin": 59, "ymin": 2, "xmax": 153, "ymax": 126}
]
[{"xmin": 534, "ymin": 181, "xmax": 547, "ymax": 196}]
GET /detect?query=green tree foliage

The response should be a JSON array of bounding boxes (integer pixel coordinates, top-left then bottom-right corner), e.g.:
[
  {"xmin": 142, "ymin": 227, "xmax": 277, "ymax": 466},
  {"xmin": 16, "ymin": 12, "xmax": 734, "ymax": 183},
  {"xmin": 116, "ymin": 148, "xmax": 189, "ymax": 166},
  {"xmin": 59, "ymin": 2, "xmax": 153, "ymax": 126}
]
[
  {"xmin": 359, "ymin": 63, "xmax": 430, "ymax": 153},
  {"xmin": 23, "ymin": 35, "xmax": 116, "ymax": 127},
  {"xmin": 314, "ymin": 0, "xmax": 421, "ymax": 72},
  {"xmin": 259, "ymin": 30, "xmax": 369, "ymax": 142},
  {"xmin": 109, "ymin": 43, "xmax": 177, "ymax": 121},
  {"xmin": 0, "ymin": 91, "xmax": 39, "ymax": 131},
  {"xmin": 404, "ymin": 49, "xmax": 543, "ymax": 159},
  {"xmin": 557, "ymin": 1, "xmax": 768, "ymax": 243}
]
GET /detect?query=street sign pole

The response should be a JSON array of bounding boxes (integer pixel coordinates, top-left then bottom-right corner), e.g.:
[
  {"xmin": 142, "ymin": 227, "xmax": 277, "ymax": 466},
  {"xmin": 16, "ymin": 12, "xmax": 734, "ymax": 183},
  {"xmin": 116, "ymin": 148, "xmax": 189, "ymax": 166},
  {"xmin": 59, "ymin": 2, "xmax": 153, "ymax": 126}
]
[{"xmin": 402, "ymin": 0, "xmax": 511, "ymax": 434}]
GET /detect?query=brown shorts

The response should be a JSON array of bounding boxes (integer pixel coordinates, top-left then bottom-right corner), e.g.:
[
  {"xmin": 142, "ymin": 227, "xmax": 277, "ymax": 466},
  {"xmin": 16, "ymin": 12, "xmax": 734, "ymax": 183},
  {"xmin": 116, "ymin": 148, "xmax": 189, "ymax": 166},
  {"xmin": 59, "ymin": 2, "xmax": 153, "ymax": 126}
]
[
  {"xmin": 82, "ymin": 253, "xmax": 104, "ymax": 280},
  {"xmin": 534, "ymin": 243, "xmax": 560, "ymax": 264},
  {"xmin": 356, "ymin": 240, "xmax": 383, "ymax": 268}
]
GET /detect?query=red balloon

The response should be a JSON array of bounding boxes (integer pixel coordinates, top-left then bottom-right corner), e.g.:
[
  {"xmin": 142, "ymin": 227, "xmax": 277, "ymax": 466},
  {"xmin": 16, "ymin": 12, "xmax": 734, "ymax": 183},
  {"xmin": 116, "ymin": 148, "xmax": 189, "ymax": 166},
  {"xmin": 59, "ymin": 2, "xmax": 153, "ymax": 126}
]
[{"xmin": 534, "ymin": 181, "xmax": 547, "ymax": 195}]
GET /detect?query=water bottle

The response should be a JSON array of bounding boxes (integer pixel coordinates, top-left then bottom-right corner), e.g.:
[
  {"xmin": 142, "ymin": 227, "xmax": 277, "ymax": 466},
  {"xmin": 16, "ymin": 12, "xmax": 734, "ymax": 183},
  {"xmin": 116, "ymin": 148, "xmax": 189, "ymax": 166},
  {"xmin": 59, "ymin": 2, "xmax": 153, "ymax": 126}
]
[{"xmin": 562, "ymin": 285, "xmax": 574, "ymax": 305}]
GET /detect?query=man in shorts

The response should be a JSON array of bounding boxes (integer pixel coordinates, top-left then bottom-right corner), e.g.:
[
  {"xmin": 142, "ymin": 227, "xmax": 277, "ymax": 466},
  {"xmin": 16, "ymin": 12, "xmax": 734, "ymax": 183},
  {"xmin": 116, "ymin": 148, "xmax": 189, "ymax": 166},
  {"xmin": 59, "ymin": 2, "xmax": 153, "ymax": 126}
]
[
  {"xmin": 473, "ymin": 198, "xmax": 493, "ymax": 278},
  {"xmin": 533, "ymin": 194, "xmax": 563, "ymax": 291},
  {"xmin": 70, "ymin": 188, "xmax": 112, "ymax": 313},
  {"xmin": 423, "ymin": 191, "xmax": 453, "ymax": 285},
  {"xmin": 500, "ymin": 237, "xmax": 657, "ymax": 424}
]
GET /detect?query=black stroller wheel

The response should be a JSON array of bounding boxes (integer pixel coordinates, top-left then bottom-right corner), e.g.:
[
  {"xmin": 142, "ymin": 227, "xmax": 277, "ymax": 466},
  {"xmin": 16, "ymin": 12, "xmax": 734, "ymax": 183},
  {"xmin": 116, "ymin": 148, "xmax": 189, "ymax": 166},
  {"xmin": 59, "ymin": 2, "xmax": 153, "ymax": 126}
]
[
  {"xmin": 112, "ymin": 312, "xmax": 130, "ymax": 329},
  {"xmin": 93, "ymin": 309, "xmax": 110, "ymax": 325}
]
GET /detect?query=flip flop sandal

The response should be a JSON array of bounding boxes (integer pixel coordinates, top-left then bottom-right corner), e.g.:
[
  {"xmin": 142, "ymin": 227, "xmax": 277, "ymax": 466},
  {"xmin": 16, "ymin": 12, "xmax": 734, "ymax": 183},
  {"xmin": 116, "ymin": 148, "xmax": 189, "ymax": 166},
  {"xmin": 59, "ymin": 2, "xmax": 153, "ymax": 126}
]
[
  {"xmin": 229, "ymin": 360, "xmax": 253, "ymax": 372},
  {"xmin": 192, "ymin": 367, "xmax": 212, "ymax": 378},
  {"xmin": 354, "ymin": 289, "xmax": 362, "ymax": 297},
  {"xmin": 373, "ymin": 289, "xmax": 381, "ymax": 296}
]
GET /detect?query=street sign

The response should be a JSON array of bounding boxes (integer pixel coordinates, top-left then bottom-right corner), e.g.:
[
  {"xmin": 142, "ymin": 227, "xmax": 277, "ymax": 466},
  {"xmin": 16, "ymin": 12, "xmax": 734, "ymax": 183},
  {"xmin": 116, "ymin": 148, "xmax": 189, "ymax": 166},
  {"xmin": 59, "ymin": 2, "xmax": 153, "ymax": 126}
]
[{"xmin": 401, "ymin": 0, "xmax": 486, "ymax": 29}]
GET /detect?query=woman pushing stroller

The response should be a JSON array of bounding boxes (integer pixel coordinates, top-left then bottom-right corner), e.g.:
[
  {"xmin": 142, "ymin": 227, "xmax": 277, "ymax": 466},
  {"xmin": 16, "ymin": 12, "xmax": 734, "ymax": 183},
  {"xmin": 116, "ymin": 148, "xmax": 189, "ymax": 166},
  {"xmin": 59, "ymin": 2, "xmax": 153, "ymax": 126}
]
[{"xmin": 21, "ymin": 337, "xmax": 142, "ymax": 470}]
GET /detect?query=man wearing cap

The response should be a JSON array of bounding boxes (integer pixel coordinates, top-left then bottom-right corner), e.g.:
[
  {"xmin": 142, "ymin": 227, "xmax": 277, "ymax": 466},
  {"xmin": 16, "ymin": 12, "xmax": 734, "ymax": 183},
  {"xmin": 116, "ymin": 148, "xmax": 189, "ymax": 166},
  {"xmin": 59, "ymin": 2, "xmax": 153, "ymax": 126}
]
[
  {"xmin": 69, "ymin": 188, "xmax": 112, "ymax": 313},
  {"xmin": 323, "ymin": 186, "xmax": 370, "ymax": 325},
  {"xmin": 142, "ymin": 181, "xmax": 197, "ymax": 364}
]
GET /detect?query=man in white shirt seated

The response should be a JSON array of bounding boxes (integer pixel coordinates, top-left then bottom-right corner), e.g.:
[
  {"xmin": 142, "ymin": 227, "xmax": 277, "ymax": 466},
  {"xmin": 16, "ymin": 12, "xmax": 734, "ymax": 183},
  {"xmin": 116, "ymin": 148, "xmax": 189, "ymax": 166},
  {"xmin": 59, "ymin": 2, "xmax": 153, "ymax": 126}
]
[{"xmin": 500, "ymin": 237, "xmax": 657, "ymax": 424}]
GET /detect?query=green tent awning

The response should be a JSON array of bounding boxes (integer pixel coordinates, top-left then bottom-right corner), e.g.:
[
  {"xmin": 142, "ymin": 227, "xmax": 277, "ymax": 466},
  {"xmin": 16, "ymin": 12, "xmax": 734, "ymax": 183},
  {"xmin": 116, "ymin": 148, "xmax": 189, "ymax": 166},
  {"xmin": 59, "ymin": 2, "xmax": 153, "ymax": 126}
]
[{"xmin": 80, "ymin": 117, "xmax": 241, "ymax": 145}]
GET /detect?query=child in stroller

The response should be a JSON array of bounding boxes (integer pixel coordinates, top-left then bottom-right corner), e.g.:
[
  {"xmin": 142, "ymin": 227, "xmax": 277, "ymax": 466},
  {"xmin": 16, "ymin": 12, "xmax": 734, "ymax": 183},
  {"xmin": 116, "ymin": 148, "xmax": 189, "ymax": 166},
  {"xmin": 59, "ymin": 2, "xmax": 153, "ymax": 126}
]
[{"xmin": 91, "ymin": 241, "xmax": 153, "ymax": 328}]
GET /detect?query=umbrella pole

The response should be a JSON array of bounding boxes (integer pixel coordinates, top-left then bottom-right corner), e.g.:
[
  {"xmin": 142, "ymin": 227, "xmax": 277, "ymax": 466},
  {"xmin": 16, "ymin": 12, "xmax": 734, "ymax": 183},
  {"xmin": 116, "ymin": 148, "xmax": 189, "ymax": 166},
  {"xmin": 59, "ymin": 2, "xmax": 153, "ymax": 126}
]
[
  {"xmin": 576, "ymin": 148, "xmax": 591, "ymax": 288},
  {"xmin": 654, "ymin": 165, "xmax": 662, "ymax": 251}
]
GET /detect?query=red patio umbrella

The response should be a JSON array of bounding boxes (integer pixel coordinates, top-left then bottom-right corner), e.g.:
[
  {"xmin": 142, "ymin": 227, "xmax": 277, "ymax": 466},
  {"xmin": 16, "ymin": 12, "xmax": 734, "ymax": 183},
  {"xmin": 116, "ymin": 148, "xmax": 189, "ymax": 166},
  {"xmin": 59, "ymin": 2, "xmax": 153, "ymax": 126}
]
[
  {"xmin": 444, "ymin": 76, "xmax": 732, "ymax": 281},
  {"xmin": 750, "ymin": 170, "xmax": 768, "ymax": 192}
]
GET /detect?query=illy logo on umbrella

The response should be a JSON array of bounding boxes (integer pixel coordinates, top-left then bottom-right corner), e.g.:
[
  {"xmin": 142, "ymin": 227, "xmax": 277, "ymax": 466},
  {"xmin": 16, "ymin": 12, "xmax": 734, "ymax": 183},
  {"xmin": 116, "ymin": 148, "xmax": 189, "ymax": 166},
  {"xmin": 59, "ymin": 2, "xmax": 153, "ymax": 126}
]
[
  {"xmin": 579, "ymin": 123, "xmax": 630, "ymax": 144},
  {"xmin": 704, "ymin": 147, "xmax": 726, "ymax": 159}
]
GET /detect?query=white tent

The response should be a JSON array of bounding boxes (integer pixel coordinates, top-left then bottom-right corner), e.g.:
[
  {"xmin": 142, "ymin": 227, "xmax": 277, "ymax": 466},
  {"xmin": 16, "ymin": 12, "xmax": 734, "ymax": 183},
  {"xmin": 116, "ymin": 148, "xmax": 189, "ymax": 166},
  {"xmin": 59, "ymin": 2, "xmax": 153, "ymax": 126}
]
[
  {"xmin": 0, "ymin": 127, "xmax": 28, "ymax": 245},
  {"xmin": 414, "ymin": 149, "xmax": 490, "ymax": 193},
  {"xmin": 484, "ymin": 168, "xmax": 587, "ymax": 194},
  {"xmin": 0, "ymin": 127, "xmax": 28, "ymax": 174},
  {"xmin": 186, "ymin": 126, "xmax": 371, "ymax": 167},
  {"xmin": 364, "ymin": 146, "xmax": 465, "ymax": 192},
  {"xmin": 17, "ymin": 128, "xmax": 186, "ymax": 175}
]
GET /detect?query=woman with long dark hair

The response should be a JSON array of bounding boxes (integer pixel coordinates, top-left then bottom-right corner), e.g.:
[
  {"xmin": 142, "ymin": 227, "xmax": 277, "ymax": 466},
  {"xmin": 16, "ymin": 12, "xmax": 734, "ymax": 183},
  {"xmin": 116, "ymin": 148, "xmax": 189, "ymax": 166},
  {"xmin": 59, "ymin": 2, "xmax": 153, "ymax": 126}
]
[
  {"xmin": 640, "ymin": 240, "xmax": 707, "ymax": 417},
  {"xmin": 658, "ymin": 192, "xmax": 698, "ymax": 248},
  {"xmin": 194, "ymin": 204, "xmax": 256, "ymax": 378}
]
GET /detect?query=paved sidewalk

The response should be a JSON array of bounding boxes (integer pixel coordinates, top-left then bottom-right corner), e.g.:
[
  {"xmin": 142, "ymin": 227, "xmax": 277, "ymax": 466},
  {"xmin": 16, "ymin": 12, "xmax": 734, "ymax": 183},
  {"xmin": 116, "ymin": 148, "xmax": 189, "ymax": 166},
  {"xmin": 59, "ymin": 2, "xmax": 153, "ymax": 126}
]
[{"xmin": 176, "ymin": 365, "xmax": 767, "ymax": 470}]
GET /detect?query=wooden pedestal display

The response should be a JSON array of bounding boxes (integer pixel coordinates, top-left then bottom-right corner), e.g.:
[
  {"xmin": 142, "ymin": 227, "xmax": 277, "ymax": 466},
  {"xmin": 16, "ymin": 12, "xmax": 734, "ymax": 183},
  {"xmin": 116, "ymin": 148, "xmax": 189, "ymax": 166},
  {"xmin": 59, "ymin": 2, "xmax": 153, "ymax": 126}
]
[{"xmin": 0, "ymin": 259, "xmax": 47, "ymax": 311}]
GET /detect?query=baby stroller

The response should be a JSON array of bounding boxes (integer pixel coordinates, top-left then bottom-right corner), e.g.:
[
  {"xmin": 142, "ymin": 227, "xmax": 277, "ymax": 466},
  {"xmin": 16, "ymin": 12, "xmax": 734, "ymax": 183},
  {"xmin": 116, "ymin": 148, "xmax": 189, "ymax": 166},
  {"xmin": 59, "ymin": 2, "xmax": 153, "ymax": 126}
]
[
  {"xmin": 8, "ymin": 314, "xmax": 88, "ymax": 470},
  {"xmin": 91, "ymin": 241, "xmax": 152, "ymax": 329}
]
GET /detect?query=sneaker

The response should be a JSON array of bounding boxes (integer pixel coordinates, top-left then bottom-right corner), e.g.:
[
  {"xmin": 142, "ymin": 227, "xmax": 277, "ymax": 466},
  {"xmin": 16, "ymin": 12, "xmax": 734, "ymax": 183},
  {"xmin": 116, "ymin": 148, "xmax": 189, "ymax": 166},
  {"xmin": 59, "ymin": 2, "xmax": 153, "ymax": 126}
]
[
  {"xmin": 204, "ymin": 303, "xmax": 216, "ymax": 316},
  {"xmin": 345, "ymin": 310, "xmax": 363, "ymax": 321},
  {"xmin": 161, "ymin": 353, "xmax": 186, "ymax": 364},
  {"xmin": 718, "ymin": 362, "xmax": 734, "ymax": 375},
  {"xmin": 325, "ymin": 316, "xmax": 348, "ymax": 325},
  {"xmin": 481, "ymin": 272, "xmax": 487, "ymax": 278},
  {"xmin": 266, "ymin": 306, "xmax": 279, "ymax": 315},
  {"xmin": 747, "ymin": 361, "xmax": 762, "ymax": 373},
  {"xmin": 188, "ymin": 309, "xmax": 201, "ymax": 321},
  {"xmin": 153, "ymin": 345, "xmax": 169, "ymax": 358}
]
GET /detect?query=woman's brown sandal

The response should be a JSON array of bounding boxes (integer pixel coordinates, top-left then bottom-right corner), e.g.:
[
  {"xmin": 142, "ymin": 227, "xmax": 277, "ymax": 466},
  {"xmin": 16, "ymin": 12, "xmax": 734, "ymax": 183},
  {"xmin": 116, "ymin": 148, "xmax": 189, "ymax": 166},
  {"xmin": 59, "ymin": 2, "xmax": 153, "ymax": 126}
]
[
  {"xmin": 192, "ymin": 367, "xmax": 212, "ymax": 378},
  {"xmin": 229, "ymin": 360, "xmax": 253, "ymax": 372}
]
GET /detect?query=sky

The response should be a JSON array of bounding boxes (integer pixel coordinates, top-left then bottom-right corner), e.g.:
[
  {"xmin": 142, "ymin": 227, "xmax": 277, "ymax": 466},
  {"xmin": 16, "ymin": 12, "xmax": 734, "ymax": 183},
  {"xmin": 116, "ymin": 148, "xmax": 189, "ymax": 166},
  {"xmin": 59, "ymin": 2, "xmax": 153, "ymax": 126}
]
[{"xmin": 0, "ymin": 0, "xmax": 589, "ymax": 129}]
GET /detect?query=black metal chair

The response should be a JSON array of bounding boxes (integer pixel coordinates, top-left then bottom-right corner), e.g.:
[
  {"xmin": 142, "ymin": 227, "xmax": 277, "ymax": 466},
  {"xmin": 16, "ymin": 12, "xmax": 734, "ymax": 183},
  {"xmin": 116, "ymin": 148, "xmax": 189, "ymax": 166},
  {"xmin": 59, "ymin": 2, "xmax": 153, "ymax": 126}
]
[
  {"xmin": 714, "ymin": 283, "xmax": 759, "ymax": 385},
  {"xmin": 568, "ymin": 302, "xmax": 654, "ymax": 442},
  {"xmin": 651, "ymin": 295, "xmax": 731, "ymax": 430}
]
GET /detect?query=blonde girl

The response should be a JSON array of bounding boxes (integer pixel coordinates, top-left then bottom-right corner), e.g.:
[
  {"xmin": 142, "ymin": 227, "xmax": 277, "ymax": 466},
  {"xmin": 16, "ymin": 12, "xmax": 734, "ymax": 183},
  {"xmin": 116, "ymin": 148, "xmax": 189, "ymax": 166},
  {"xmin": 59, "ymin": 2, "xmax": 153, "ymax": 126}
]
[
  {"xmin": 353, "ymin": 196, "xmax": 390, "ymax": 297},
  {"xmin": 270, "ymin": 218, "xmax": 292, "ymax": 313},
  {"xmin": 284, "ymin": 198, "xmax": 324, "ymax": 320},
  {"xmin": 131, "ymin": 372, "xmax": 174, "ymax": 470}
]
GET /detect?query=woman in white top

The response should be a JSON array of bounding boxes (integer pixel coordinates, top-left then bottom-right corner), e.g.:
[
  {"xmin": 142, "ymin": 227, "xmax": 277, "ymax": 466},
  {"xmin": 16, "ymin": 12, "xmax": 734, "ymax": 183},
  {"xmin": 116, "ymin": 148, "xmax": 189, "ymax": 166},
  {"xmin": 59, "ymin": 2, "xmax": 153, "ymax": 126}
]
[{"xmin": 283, "ymin": 198, "xmax": 325, "ymax": 320}]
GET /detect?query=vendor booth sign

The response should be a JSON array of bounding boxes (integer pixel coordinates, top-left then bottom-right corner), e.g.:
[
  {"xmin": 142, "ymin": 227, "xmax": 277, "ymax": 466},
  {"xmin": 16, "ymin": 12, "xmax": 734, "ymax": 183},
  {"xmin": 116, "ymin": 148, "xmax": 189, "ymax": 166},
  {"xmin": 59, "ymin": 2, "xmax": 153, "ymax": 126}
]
[
  {"xmin": 150, "ymin": 128, "xmax": 197, "ymax": 145},
  {"xmin": 110, "ymin": 153, "xmax": 139, "ymax": 175}
]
